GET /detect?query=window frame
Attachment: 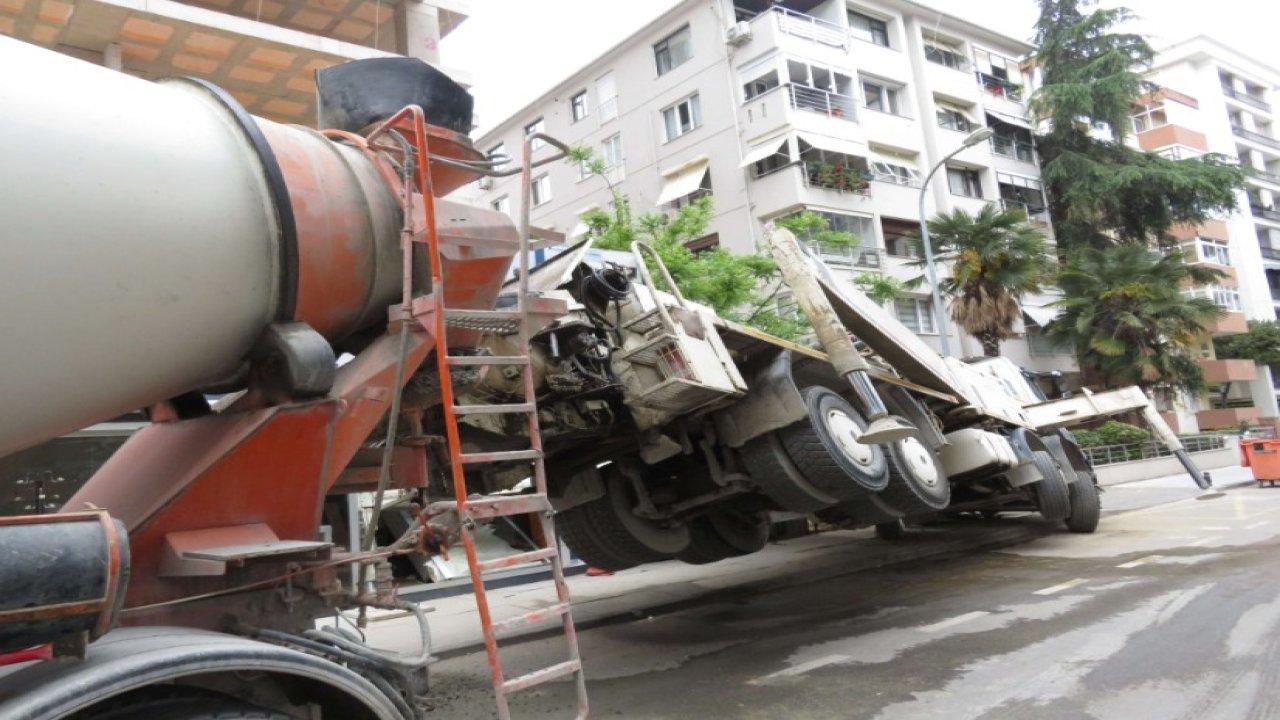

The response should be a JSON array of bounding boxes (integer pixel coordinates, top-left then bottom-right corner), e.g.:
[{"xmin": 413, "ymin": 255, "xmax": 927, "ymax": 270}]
[
  {"xmin": 848, "ymin": 9, "xmax": 890, "ymax": 48},
  {"xmin": 661, "ymin": 93, "xmax": 703, "ymax": 142},
  {"xmin": 1131, "ymin": 101, "xmax": 1168, "ymax": 133},
  {"xmin": 523, "ymin": 117, "xmax": 546, "ymax": 150},
  {"xmin": 491, "ymin": 195, "xmax": 510, "ymax": 215},
  {"xmin": 531, "ymin": 174, "xmax": 552, "ymax": 206},
  {"xmin": 861, "ymin": 77, "xmax": 903, "ymax": 116},
  {"xmin": 653, "ymin": 25, "xmax": 693, "ymax": 76},
  {"xmin": 946, "ymin": 166, "xmax": 983, "ymax": 198},
  {"xmin": 601, "ymin": 133, "xmax": 623, "ymax": 170},
  {"xmin": 570, "ymin": 90, "xmax": 589, "ymax": 122},
  {"xmin": 487, "ymin": 142, "xmax": 507, "ymax": 169},
  {"xmin": 895, "ymin": 297, "xmax": 937, "ymax": 334}
]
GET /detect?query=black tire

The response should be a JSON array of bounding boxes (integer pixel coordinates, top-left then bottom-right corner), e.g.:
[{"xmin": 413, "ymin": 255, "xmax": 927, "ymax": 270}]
[
  {"xmin": 741, "ymin": 432, "xmax": 839, "ymax": 513},
  {"xmin": 557, "ymin": 467, "xmax": 689, "ymax": 571},
  {"xmin": 676, "ymin": 505, "xmax": 770, "ymax": 565},
  {"xmin": 778, "ymin": 386, "xmax": 889, "ymax": 500},
  {"xmin": 875, "ymin": 519, "xmax": 906, "ymax": 540},
  {"xmin": 1029, "ymin": 450, "xmax": 1071, "ymax": 522},
  {"xmin": 879, "ymin": 431, "xmax": 951, "ymax": 514},
  {"xmin": 1065, "ymin": 476, "xmax": 1101, "ymax": 533}
]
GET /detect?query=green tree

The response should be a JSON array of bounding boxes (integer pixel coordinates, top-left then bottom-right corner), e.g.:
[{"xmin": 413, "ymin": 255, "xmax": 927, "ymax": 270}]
[
  {"xmin": 1046, "ymin": 244, "xmax": 1225, "ymax": 391},
  {"xmin": 570, "ymin": 147, "xmax": 799, "ymax": 338},
  {"xmin": 910, "ymin": 204, "xmax": 1055, "ymax": 357},
  {"xmin": 1215, "ymin": 320, "xmax": 1280, "ymax": 366},
  {"xmin": 1031, "ymin": 0, "xmax": 1245, "ymax": 249},
  {"xmin": 853, "ymin": 272, "xmax": 908, "ymax": 306}
]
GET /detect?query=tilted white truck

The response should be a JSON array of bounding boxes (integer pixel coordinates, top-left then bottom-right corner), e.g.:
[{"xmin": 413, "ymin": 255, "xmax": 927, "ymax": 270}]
[{"xmin": 445, "ymin": 227, "xmax": 1210, "ymax": 569}]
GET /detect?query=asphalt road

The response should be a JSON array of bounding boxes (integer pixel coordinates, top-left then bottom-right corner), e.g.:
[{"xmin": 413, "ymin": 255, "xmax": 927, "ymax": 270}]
[{"xmin": 421, "ymin": 475, "xmax": 1280, "ymax": 719}]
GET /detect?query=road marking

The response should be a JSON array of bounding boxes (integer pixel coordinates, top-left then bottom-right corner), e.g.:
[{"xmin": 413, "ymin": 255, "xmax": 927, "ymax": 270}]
[
  {"xmin": 1200, "ymin": 526, "xmax": 1232, "ymax": 531},
  {"xmin": 920, "ymin": 611, "xmax": 989, "ymax": 632},
  {"xmin": 747, "ymin": 654, "xmax": 848, "ymax": 683},
  {"xmin": 1117, "ymin": 555, "xmax": 1162, "ymax": 568},
  {"xmin": 1033, "ymin": 578, "xmax": 1089, "ymax": 596},
  {"xmin": 1186, "ymin": 537, "xmax": 1217, "ymax": 547},
  {"xmin": 1246, "ymin": 521, "xmax": 1270, "ymax": 529}
]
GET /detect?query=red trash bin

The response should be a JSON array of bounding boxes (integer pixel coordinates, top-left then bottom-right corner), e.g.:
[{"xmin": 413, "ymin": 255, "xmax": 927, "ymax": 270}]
[{"xmin": 1240, "ymin": 439, "xmax": 1280, "ymax": 487}]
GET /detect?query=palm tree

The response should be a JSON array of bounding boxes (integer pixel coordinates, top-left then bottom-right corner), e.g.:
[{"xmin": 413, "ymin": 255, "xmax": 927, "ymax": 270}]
[
  {"xmin": 1047, "ymin": 244, "xmax": 1225, "ymax": 391},
  {"xmin": 912, "ymin": 204, "xmax": 1054, "ymax": 357}
]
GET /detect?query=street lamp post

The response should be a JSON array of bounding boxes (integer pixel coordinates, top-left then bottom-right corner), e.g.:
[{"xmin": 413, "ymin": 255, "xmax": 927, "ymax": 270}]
[{"xmin": 916, "ymin": 126, "xmax": 995, "ymax": 358}]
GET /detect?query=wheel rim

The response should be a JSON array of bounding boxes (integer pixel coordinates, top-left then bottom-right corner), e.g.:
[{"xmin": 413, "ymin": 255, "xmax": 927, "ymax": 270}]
[
  {"xmin": 826, "ymin": 408, "xmax": 875, "ymax": 467},
  {"xmin": 898, "ymin": 437, "xmax": 940, "ymax": 487}
]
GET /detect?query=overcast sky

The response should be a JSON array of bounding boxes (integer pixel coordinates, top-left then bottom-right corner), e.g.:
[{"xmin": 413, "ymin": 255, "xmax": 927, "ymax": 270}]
[{"xmin": 444, "ymin": 0, "xmax": 1280, "ymax": 136}]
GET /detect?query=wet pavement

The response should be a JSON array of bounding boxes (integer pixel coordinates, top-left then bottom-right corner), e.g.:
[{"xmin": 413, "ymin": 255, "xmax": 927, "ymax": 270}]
[{"xmin": 415, "ymin": 469, "xmax": 1280, "ymax": 718}]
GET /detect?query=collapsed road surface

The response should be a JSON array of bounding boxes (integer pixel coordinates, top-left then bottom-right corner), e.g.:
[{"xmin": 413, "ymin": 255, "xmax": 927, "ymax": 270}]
[{"xmin": 400, "ymin": 470, "xmax": 1280, "ymax": 719}]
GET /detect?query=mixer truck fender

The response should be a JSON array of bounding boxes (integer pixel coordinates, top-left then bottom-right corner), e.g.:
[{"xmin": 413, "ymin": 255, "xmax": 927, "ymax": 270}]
[{"xmin": 0, "ymin": 627, "xmax": 406, "ymax": 720}]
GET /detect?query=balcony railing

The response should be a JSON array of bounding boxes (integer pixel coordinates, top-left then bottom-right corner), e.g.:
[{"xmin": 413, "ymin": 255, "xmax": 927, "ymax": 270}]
[
  {"xmin": 804, "ymin": 241, "xmax": 883, "ymax": 268},
  {"xmin": 1232, "ymin": 125, "xmax": 1280, "ymax": 150},
  {"xmin": 991, "ymin": 136, "xmax": 1035, "ymax": 163},
  {"xmin": 766, "ymin": 6, "xmax": 847, "ymax": 49},
  {"xmin": 1252, "ymin": 203, "xmax": 1280, "ymax": 222},
  {"xmin": 1244, "ymin": 165, "xmax": 1280, "ymax": 185},
  {"xmin": 1186, "ymin": 285, "xmax": 1243, "ymax": 311},
  {"xmin": 597, "ymin": 96, "xmax": 619, "ymax": 125},
  {"xmin": 1223, "ymin": 85, "xmax": 1272, "ymax": 113},
  {"xmin": 1000, "ymin": 198, "xmax": 1050, "ymax": 225},
  {"xmin": 1261, "ymin": 246, "xmax": 1280, "ymax": 262},
  {"xmin": 787, "ymin": 84, "xmax": 858, "ymax": 121},
  {"xmin": 802, "ymin": 161, "xmax": 873, "ymax": 195},
  {"xmin": 975, "ymin": 72, "xmax": 1024, "ymax": 102}
]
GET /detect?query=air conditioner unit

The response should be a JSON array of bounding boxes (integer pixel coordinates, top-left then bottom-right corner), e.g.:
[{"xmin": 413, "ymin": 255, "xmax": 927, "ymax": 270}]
[
  {"xmin": 726, "ymin": 21, "xmax": 752, "ymax": 46},
  {"xmin": 478, "ymin": 176, "xmax": 493, "ymax": 190}
]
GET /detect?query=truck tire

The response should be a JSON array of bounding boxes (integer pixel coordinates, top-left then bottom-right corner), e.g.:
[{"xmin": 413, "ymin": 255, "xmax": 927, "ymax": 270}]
[
  {"xmin": 1065, "ymin": 477, "xmax": 1101, "ymax": 533},
  {"xmin": 557, "ymin": 468, "xmax": 689, "ymax": 571},
  {"xmin": 778, "ymin": 386, "xmax": 889, "ymax": 501},
  {"xmin": 1030, "ymin": 450, "xmax": 1071, "ymax": 522},
  {"xmin": 879, "ymin": 433, "xmax": 951, "ymax": 515},
  {"xmin": 676, "ymin": 505, "xmax": 770, "ymax": 565},
  {"xmin": 741, "ymin": 432, "xmax": 839, "ymax": 513}
]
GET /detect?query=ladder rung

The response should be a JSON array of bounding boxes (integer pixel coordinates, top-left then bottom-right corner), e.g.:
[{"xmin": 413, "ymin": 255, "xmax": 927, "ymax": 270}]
[
  {"xmin": 444, "ymin": 308, "xmax": 523, "ymax": 320},
  {"xmin": 490, "ymin": 602, "xmax": 571, "ymax": 637},
  {"xmin": 451, "ymin": 403, "xmax": 535, "ymax": 416},
  {"xmin": 465, "ymin": 493, "xmax": 553, "ymax": 520},
  {"xmin": 446, "ymin": 355, "xmax": 530, "ymax": 366},
  {"xmin": 475, "ymin": 546, "xmax": 558, "ymax": 574},
  {"xmin": 501, "ymin": 659, "xmax": 581, "ymax": 695},
  {"xmin": 459, "ymin": 449, "xmax": 542, "ymax": 464}
]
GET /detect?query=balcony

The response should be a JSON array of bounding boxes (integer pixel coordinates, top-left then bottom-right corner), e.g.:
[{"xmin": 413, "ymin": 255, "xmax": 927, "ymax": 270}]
[
  {"xmin": 1205, "ymin": 311, "xmax": 1249, "ymax": 335},
  {"xmin": 1232, "ymin": 125, "xmax": 1280, "ymax": 151},
  {"xmin": 1245, "ymin": 165, "xmax": 1280, "ymax": 186},
  {"xmin": 975, "ymin": 72, "xmax": 1024, "ymax": 103},
  {"xmin": 1262, "ymin": 246, "xmax": 1280, "ymax": 263},
  {"xmin": 801, "ymin": 161, "xmax": 873, "ymax": 195},
  {"xmin": 788, "ymin": 84, "xmax": 858, "ymax": 122},
  {"xmin": 1000, "ymin": 198, "xmax": 1050, "ymax": 226},
  {"xmin": 765, "ymin": 6, "xmax": 847, "ymax": 49},
  {"xmin": 804, "ymin": 242, "xmax": 883, "ymax": 269},
  {"xmin": 1196, "ymin": 406, "xmax": 1262, "ymax": 429},
  {"xmin": 1223, "ymin": 86, "xmax": 1272, "ymax": 113},
  {"xmin": 1199, "ymin": 358, "xmax": 1258, "ymax": 383},
  {"xmin": 1252, "ymin": 204, "xmax": 1280, "ymax": 223}
]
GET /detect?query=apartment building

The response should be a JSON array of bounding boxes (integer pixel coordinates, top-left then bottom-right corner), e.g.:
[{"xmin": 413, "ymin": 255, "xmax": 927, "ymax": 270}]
[
  {"xmin": 0, "ymin": 0, "xmax": 469, "ymax": 124},
  {"xmin": 1136, "ymin": 36, "xmax": 1280, "ymax": 431},
  {"xmin": 468, "ymin": 0, "xmax": 1076, "ymax": 381}
]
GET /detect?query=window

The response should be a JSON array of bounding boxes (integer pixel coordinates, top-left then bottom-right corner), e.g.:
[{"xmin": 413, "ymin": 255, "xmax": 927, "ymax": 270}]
[
  {"xmin": 601, "ymin": 133, "xmax": 623, "ymax": 169},
  {"xmin": 997, "ymin": 172, "xmax": 1045, "ymax": 215},
  {"xmin": 1131, "ymin": 101, "xmax": 1168, "ymax": 133},
  {"xmin": 661, "ymin": 94, "xmax": 702, "ymax": 142},
  {"xmin": 531, "ymin": 174, "xmax": 551, "ymax": 206},
  {"xmin": 936, "ymin": 105, "xmax": 974, "ymax": 132},
  {"xmin": 654, "ymin": 25, "xmax": 692, "ymax": 76},
  {"xmin": 786, "ymin": 60, "xmax": 856, "ymax": 119},
  {"xmin": 947, "ymin": 166, "xmax": 983, "ymax": 198},
  {"xmin": 882, "ymin": 217, "xmax": 920, "ymax": 258},
  {"xmin": 1027, "ymin": 324, "xmax": 1073, "ymax": 356},
  {"xmin": 743, "ymin": 70, "xmax": 779, "ymax": 101},
  {"xmin": 1196, "ymin": 238, "xmax": 1232, "ymax": 266},
  {"xmin": 924, "ymin": 42, "xmax": 966, "ymax": 70},
  {"xmin": 870, "ymin": 160, "xmax": 920, "ymax": 186},
  {"xmin": 524, "ymin": 117, "xmax": 545, "ymax": 150},
  {"xmin": 974, "ymin": 49, "xmax": 1024, "ymax": 101},
  {"xmin": 752, "ymin": 145, "xmax": 791, "ymax": 178},
  {"xmin": 671, "ymin": 170, "xmax": 712, "ymax": 210},
  {"xmin": 848, "ymin": 10, "xmax": 889, "ymax": 47},
  {"xmin": 596, "ymin": 73, "xmax": 618, "ymax": 123},
  {"xmin": 570, "ymin": 90, "xmax": 589, "ymax": 122},
  {"xmin": 487, "ymin": 142, "xmax": 507, "ymax": 169},
  {"xmin": 896, "ymin": 297, "xmax": 937, "ymax": 333},
  {"xmin": 491, "ymin": 195, "xmax": 510, "ymax": 215},
  {"xmin": 862, "ymin": 79, "xmax": 904, "ymax": 116}
]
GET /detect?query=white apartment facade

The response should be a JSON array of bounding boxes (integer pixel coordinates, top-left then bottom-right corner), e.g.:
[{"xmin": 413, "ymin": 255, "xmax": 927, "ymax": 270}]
[
  {"xmin": 469, "ymin": 0, "xmax": 1076, "ymax": 380},
  {"xmin": 0, "ymin": 0, "xmax": 469, "ymax": 125},
  {"xmin": 1137, "ymin": 36, "xmax": 1280, "ymax": 431}
]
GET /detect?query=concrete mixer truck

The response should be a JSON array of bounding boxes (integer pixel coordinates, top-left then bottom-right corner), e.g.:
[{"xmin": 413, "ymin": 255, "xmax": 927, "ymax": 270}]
[{"xmin": 0, "ymin": 33, "xmax": 1209, "ymax": 720}]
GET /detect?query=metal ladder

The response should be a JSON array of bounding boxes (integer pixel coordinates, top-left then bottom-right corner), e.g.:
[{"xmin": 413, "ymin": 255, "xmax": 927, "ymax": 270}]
[{"xmin": 426, "ymin": 132, "xmax": 589, "ymax": 720}]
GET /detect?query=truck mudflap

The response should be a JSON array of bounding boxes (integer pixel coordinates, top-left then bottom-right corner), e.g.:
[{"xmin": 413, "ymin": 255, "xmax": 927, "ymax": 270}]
[
  {"xmin": 0, "ymin": 627, "xmax": 405, "ymax": 720},
  {"xmin": 1024, "ymin": 387, "xmax": 1212, "ymax": 489}
]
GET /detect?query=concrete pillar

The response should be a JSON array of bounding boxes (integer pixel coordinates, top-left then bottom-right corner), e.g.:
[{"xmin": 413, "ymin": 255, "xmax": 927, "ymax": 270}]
[
  {"xmin": 1252, "ymin": 366, "xmax": 1280, "ymax": 418},
  {"xmin": 394, "ymin": 1, "xmax": 441, "ymax": 64},
  {"xmin": 103, "ymin": 43, "xmax": 122, "ymax": 71}
]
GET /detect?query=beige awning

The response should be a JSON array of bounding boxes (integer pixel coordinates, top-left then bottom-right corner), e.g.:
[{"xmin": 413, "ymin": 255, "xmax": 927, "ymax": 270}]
[
  {"xmin": 988, "ymin": 110, "xmax": 1033, "ymax": 130},
  {"xmin": 656, "ymin": 159, "xmax": 710, "ymax": 205},
  {"xmin": 739, "ymin": 136, "xmax": 790, "ymax": 168},
  {"xmin": 1022, "ymin": 303, "xmax": 1061, "ymax": 327},
  {"xmin": 796, "ymin": 131, "xmax": 866, "ymax": 159}
]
